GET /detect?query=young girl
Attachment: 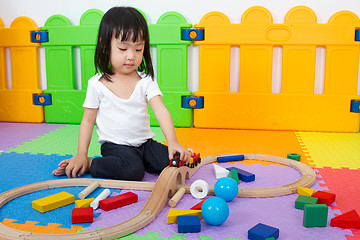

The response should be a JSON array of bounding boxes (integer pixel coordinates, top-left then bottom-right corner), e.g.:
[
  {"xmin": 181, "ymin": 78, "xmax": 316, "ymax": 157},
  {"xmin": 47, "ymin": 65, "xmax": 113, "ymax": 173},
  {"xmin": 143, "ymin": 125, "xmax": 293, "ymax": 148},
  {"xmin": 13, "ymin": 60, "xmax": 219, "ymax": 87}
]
[{"xmin": 52, "ymin": 6, "xmax": 192, "ymax": 180}]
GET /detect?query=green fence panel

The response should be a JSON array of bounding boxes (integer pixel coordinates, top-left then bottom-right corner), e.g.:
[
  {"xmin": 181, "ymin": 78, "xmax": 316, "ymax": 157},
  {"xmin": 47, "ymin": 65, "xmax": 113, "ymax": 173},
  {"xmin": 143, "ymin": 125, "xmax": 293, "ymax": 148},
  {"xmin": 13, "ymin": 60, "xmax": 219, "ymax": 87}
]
[
  {"xmin": 41, "ymin": 9, "xmax": 103, "ymax": 123},
  {"xmin": 149, "ymin": 12, "xmax": 192, "ymax": 127},
  {"xmin": 42, "ymin": 9, "xmax": 192, "ymax": 127}
]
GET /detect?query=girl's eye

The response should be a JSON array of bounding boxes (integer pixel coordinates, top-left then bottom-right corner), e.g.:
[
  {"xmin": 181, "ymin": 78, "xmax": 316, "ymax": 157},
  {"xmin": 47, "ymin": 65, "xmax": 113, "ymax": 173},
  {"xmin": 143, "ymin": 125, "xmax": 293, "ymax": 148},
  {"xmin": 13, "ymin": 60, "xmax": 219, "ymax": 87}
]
[
  {"xmin": 119, "ymin": 48, "xmax": 127, "ymax": 51},
  {"xmin": 136, "ymin": 49, "xmax": 143, "ymax": 52}
]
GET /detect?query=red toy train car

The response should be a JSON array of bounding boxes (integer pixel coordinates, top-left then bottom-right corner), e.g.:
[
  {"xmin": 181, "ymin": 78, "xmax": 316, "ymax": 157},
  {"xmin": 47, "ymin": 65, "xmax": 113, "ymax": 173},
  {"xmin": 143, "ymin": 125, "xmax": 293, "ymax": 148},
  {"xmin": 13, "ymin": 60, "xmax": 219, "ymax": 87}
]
[{"xmin": 169, "ymin": 152, "xmax": 201, "ymax": 168}]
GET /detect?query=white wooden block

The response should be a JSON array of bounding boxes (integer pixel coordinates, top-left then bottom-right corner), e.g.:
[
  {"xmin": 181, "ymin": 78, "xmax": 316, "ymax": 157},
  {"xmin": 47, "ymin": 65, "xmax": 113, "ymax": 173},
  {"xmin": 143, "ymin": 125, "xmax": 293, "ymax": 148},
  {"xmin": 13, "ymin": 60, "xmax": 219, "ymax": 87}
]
[{"xmin": 212, "ymin": 163, "xmax": 229, "ymax": 179}]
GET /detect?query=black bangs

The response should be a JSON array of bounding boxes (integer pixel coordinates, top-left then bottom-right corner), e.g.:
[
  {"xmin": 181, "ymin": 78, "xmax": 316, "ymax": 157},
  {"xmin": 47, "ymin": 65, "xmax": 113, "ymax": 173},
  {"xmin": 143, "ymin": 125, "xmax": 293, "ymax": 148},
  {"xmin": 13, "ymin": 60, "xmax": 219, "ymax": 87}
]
[{"xmin": 111, "ymin": 7, "xmax": 148, "ymax": 43}]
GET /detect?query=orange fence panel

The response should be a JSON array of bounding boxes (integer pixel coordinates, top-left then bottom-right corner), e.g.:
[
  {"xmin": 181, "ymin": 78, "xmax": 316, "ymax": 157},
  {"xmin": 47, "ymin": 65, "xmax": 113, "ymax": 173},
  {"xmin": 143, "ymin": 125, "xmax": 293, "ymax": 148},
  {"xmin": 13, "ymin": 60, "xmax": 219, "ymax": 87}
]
[
  {"xmin": 194, "ymin": 6, "xmax": 360, "ymax": 132},
  {"xmin": 0, "ymin": 16, "xmax": 43, "ymax": 122}
]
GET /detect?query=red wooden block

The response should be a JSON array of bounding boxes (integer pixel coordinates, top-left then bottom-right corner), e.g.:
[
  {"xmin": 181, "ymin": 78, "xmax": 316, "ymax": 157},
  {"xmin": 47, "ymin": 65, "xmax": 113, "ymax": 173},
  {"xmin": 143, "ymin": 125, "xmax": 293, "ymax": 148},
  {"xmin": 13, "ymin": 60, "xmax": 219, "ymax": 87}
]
[
  {"xmin": 311, "ymin": 191, "xmax": 336, "ymax": 206},
  {"xmin": 72, "ymin": 207, "xmax": 93, "ymax": 224},
  {"xmin": 331, "ymin": 210, "xmax": 360, "ymax": 228},
  {"xmin": 99, "ymin": 192, "xmax": 138, "ymax": 211},
  {"xmin": 190, "ymin": 197, "xmax": 209, "ymax": 210}
]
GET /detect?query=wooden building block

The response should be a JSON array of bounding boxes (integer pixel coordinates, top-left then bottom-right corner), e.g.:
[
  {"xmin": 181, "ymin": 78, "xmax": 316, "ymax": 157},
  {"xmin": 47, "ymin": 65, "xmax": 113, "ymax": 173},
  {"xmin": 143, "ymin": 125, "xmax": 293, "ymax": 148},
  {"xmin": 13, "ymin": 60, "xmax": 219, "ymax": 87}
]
[
  {"xmin": 32, "ymin": 191, "xmax": 74, "ymax": 213},
  {"xmin": 330, "ymin": 210, "xmax": 360, "ymax": 228},
  {"xmin": 99, "ymin": 192, "xmax": 138, "ymax": 211},
  {"xmin": 190, "ymin": 197, "xmax": 209, "ymax": 210},
  {"xmin": 177, "ymin": 215, "xmax": 201, "ymax": 233},
  {"xmin": 72, "ymin": 207, "xmax": 93, "ymax": 224},
  {"xmin": 295, "ymin": 195, "xmax": 318, "ymax": 210},
  {"xmin": 248, "ymin": 223, "xmax": 279, "ymax": 240},
  {"xmin": 297, "ymin": 187, "xmax": 315, "ymax": 197},
  {"xmin": 212, "ymin": 163, "xmax": 229, "ymax": 179},
  {"xmin": 75, "ymin": 198, "xmax": 94, "ymax": 208},
  {"xmin": 167, "ymin": 209, "xmax": 202, "ymax": 224},
  {"xmin": 227, "ymin": 166, "xmax": 255, "ymax": 182},
  {"xmin": 228, "ymin": 169, "xmax": 240, "ymax": 184},
  {"xmin": 311, "ymin": 191, "xmax": 336, "ymax": 206},
  {"xmin": 303, "ymin": 204, "xmax": 328, "ymax": 227}
]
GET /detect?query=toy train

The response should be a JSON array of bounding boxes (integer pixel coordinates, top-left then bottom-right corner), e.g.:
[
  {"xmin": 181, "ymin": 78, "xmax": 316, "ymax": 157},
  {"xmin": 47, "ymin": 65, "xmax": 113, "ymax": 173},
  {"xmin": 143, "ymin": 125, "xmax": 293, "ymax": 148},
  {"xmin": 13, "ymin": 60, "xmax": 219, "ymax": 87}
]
[{"xmin": 169, "ymin": 152, "xmax": 201, "ymax": 168}]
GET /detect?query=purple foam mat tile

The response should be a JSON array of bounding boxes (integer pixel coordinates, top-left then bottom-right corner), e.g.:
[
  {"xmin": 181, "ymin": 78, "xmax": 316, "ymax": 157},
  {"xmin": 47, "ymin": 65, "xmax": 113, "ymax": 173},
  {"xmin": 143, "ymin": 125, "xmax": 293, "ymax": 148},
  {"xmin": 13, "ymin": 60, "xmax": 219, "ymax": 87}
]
[
  {"xmin": 185, "ymin": 162, "xmax": 302, "ymax": 188},
  {"xmin": 0, "ymin": 122, "xmax": 66, "ymax": 151},
  {"xmin": 86, "ymin": 162, "xmax": 350, "ymax": 239}
]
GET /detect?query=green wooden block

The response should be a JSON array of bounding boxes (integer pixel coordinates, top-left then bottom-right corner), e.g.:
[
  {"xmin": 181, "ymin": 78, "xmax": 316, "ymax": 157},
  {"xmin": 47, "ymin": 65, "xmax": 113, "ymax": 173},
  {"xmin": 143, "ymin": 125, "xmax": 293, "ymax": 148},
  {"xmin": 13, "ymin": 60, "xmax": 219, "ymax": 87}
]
[
  {"xmin": 228, "ymin": 169, "xmax": 240, "ymax": 184},
  {"xmin": 303, "ymin": 204, "xmax": 328, "ymax": 227},
  {"xmin": 295, "ymin": 195, "xmax": 318, "ymax": 210}
]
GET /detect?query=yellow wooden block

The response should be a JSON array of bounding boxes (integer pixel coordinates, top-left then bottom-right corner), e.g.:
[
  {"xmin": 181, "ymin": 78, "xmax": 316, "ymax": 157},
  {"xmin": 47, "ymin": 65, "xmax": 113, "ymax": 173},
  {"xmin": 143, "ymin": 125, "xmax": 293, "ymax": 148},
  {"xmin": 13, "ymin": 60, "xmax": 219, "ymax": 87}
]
[
  {"xmin": 297, "ymin": 187, "xmax": 315, "ymax": 197},
  {"xmin": 32, "ymin": 192, "xmax": 74, "ymax": 213},
  {"xmin": 75, "ymin": 198, "xmax": 94, "ymax": 208},
  {"xmin": 167, "ymin": 209, "xmax": 202, "ymax": 224}
]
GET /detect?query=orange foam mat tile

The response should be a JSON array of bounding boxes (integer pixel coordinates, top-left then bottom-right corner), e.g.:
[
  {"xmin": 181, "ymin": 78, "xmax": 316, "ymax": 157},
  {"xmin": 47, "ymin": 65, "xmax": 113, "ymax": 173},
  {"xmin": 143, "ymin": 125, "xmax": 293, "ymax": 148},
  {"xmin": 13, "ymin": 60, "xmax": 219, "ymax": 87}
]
[
  {"xmin": 1, "ymin": 219, "xmax": 83, "ymax": 234},
  {"xmin": 296, "ymin": 132, "xmax": 360, "ymax": 169},
  {"xmin": 175, "ymin": 128, "xmax": 309, "ymax": 165}
]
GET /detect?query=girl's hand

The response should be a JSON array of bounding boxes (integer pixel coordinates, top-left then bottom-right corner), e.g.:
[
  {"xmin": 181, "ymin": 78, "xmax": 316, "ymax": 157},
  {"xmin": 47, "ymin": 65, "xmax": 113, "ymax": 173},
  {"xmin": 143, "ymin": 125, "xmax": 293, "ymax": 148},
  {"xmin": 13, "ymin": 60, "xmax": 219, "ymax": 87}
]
[
  {"xmin": 168, "ymin": 142, "xmax": 194, "ymax": 164},
  {"xmin": 52, "ymin": 155, "xmax": 91, "ymax": 178}
]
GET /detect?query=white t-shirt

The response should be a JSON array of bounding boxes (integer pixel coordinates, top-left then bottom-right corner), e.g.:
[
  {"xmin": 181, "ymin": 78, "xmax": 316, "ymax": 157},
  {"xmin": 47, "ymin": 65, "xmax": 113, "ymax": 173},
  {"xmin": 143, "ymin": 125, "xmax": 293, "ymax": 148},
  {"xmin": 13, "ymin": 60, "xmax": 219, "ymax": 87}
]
[{"xmin": 83, "ymin": 72, "xmax": 162, "ymax": 147}]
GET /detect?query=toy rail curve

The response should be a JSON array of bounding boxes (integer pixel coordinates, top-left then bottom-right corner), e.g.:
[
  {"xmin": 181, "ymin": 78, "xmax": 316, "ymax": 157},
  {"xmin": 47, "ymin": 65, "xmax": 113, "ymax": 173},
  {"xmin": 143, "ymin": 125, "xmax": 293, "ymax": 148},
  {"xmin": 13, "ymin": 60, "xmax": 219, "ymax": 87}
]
[{"xmin": 0, "ymin": 153, "xmax": 316, "ymax": 239}]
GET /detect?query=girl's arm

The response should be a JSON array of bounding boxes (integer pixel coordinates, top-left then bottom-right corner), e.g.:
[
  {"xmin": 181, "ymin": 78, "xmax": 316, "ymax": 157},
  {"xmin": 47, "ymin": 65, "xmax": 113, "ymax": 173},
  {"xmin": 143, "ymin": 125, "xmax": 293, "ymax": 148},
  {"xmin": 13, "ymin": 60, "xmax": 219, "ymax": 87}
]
[
  {"xmin": 65, "ymin": 107, "xmax": 97, "ymax": 178},
  {"xmin": 149, "ymin": 95, "xmax": 192, "ymax": 163}
]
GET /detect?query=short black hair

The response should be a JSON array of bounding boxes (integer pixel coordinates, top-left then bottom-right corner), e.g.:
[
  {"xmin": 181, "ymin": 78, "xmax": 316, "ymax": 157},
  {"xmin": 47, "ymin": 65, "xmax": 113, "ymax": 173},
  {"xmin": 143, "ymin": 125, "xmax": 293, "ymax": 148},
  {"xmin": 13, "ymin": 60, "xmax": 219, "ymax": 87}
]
[{"xmin": 94, "ymin": 7, "xmax": 154, "ymax": 81}]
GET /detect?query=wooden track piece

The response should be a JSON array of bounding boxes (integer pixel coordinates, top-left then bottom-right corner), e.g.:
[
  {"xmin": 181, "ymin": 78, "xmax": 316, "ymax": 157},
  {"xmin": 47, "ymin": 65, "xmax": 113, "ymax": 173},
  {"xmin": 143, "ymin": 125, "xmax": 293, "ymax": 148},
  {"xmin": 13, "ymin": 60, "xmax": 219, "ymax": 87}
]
[{"xmin": 0, "ymin": 153, "xmax": 316, "ymax": 239}]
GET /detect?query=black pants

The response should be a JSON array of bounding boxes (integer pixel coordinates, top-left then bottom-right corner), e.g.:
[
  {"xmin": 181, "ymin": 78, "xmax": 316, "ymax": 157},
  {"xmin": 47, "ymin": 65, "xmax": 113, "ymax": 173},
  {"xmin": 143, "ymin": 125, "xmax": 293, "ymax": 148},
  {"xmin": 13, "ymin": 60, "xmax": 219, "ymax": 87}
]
[{"xmin": 90, "ymin": 139, "xmax": 169, "ymax": 181}]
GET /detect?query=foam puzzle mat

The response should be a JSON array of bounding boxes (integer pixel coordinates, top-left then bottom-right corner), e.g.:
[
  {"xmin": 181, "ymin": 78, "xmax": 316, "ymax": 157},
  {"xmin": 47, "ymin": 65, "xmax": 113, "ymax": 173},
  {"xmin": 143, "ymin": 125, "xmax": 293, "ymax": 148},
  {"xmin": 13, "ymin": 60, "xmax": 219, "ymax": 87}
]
[{"xmin": 0, "ymin": 122, "xmax": 359, "ymax": 239}]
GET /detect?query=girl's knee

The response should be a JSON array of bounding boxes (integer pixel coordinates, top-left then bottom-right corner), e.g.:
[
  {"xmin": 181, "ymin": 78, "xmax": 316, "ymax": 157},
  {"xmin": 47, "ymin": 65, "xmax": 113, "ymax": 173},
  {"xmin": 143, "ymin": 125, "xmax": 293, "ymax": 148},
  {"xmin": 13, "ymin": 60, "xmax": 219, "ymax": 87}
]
[{"xmin": 122, "ymin": 166, "xmax": 145, "ymax": 181}]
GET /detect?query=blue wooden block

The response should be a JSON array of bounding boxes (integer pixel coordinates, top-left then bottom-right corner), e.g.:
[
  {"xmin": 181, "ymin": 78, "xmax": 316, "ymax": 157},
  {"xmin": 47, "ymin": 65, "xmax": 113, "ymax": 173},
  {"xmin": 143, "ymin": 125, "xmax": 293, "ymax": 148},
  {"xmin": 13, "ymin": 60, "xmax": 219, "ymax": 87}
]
[
  {"xmin": 177, "ymin": 215, "xmax": 201, "ymax": 233},
  {"xmin": 248, "ymin": 223, "xmax": 279, "ymax": 240},
  {"xmin": 217, "ymin": 155, "xmax": 245, "ymax": 163},
  {"xmin": 226, "ymin": 167, "xmax": 255, "ymax": 182}
]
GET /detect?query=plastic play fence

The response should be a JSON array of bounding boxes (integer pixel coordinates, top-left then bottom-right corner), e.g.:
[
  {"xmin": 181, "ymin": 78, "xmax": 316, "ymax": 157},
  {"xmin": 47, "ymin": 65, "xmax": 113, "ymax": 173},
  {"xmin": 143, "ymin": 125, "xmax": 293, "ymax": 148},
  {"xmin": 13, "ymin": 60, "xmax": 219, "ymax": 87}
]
[
  {"xmin": 194, "ymin": 6, "xmax": 360, "ymax": 132},
  {"xmin": 0, "ymin": 6, "xmax": 359, "ymax": 132}
]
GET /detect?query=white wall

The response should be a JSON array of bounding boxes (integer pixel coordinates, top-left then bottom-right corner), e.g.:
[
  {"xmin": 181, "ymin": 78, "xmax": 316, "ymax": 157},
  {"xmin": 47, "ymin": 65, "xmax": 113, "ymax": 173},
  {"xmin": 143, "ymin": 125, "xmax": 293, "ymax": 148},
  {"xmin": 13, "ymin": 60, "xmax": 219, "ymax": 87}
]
[{"xmin": 1, "ymin": 0, "xmax": 359, "ymax": 93}]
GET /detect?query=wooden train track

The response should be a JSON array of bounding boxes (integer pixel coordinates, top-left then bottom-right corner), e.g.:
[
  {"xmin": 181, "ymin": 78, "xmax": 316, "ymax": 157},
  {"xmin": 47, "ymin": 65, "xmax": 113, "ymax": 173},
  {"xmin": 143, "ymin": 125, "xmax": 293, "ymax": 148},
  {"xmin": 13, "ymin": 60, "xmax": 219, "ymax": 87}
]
[{"xmin": 0, "ymin": 153, "xmax": 316, "ymax": 239}]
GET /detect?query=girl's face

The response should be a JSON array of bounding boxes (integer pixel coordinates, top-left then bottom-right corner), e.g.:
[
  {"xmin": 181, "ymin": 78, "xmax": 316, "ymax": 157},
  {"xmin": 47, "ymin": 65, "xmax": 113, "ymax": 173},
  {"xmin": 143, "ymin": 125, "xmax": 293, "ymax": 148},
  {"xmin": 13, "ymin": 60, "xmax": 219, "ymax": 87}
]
[{"xmin": 109, "ymin": 34, "xmax": 145, "ymax": 76}]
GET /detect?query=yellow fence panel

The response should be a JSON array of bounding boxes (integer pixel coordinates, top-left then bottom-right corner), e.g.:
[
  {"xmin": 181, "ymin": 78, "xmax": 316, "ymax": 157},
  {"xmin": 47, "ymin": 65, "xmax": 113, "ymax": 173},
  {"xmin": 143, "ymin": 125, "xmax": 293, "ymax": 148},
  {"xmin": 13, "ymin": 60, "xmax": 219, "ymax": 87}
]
[
  {"xmin": 0, "ymin": 17, "xmax": 43, "ymax": 122},
  {"xmin": 194, "ymin": 6, "xmax": 360, "ymax": 132}
]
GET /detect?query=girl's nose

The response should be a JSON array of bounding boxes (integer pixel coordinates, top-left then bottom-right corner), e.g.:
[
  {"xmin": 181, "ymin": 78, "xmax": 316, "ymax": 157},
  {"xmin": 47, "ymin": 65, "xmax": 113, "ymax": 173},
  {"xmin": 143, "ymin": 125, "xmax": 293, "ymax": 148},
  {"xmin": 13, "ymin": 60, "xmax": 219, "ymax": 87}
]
[{"xmin": 127, "ymin": 50, "xmax": 135, "ymax": 60}]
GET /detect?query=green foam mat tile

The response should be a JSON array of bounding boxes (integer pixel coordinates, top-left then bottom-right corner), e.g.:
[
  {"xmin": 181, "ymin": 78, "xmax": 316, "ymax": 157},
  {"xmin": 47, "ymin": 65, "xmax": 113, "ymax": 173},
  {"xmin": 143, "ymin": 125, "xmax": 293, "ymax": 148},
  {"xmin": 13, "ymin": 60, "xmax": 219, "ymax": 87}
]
[{"xmin": 7, "ymin": 124, "xmax": 165, "ymax": 157}]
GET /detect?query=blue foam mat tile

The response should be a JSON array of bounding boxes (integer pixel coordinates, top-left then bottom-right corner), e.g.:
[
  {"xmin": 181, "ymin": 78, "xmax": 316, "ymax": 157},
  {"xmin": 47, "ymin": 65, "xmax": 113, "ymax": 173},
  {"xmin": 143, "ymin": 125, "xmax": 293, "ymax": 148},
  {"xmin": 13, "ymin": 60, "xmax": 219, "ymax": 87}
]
[{"xmin": 0, "ymin": 152, "xmax": 121, "ymax": 229}]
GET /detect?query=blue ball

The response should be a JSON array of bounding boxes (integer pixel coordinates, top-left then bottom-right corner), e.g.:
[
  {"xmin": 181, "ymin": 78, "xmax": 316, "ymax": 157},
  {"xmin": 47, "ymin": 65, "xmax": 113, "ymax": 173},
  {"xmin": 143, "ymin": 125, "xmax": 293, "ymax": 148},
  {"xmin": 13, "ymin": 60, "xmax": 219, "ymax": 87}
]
[
  {"xmin": 201, "ymin": 197, "xmax": 229, "ymax": 225},
  {"xmin": 214, "ymin": 177, "xmax": 239, "ymax": 202}
]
